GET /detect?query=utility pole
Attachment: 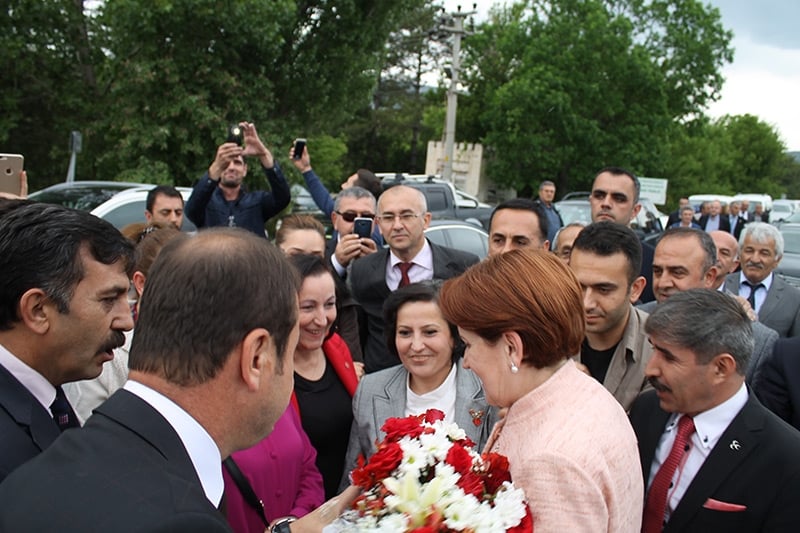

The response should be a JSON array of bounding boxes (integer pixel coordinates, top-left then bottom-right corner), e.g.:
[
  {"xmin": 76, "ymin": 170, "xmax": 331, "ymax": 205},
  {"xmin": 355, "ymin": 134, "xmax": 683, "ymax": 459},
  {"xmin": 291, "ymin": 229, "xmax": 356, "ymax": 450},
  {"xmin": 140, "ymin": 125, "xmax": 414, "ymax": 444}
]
[
  {"xmin": 439, "ymin": 4, "xmax": 475, "ymax": 183},
  {"xmin": 66, "ymin": 131, "xmax": 82, "ymax": 183}
]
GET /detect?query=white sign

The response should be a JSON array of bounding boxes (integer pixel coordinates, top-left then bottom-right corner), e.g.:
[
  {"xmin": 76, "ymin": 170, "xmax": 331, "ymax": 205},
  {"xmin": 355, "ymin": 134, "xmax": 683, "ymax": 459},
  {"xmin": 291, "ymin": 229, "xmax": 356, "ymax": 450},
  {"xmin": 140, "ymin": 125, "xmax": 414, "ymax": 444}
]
[{"xmin": 639, "ymin": 177, "xmax": 668, "ymax": 205}]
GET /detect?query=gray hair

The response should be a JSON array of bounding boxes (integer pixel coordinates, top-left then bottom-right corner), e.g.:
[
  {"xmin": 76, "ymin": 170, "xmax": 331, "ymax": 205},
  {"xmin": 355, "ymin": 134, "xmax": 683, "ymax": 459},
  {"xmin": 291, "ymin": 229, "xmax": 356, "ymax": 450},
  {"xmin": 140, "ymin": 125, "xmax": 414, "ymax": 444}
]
[
  {"xmin": 739, "ymin": 222, "xmax": 783, "ymax": 258},
  {"xmin": 553, "ymin": 221, "xmax": 586, "ymax": 249},
  {"xmin": 379, "ymin": 185, "xmax": 428, "ymax": 213},
  {"xmin": 333, "ymin": 186, "xmax": 377, "ymax": 212},
  {"xmin": 659, "ymin": 227, "xmax": 717, "ymax": 275},
  {"xmin": 645, "ymin": 289, "xmax": 753, "ymax": 375}
]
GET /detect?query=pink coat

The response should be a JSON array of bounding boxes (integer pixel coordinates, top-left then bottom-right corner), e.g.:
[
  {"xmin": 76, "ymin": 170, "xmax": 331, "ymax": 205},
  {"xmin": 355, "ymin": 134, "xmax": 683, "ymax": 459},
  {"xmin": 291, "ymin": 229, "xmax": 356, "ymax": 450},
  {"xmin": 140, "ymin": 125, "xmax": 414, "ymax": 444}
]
[
  {"xmin": 486, "ymin": 360, "xmax": 643, "ymax": 533},
  {"xmin": 223, "ymin": 406, "xmax": 324, "ymax": 533}
]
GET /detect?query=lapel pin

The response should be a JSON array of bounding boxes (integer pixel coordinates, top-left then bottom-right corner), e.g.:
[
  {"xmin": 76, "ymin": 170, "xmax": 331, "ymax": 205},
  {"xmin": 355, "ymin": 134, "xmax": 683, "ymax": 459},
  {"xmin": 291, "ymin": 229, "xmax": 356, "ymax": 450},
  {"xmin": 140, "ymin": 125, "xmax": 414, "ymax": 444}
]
[
  {"xmin": 729, "ymin": 440, "xmax": 741, "ymax": 450},
  {"xmin": 469, "ymin": 409, "xmax": 484, "ymax": 427}
]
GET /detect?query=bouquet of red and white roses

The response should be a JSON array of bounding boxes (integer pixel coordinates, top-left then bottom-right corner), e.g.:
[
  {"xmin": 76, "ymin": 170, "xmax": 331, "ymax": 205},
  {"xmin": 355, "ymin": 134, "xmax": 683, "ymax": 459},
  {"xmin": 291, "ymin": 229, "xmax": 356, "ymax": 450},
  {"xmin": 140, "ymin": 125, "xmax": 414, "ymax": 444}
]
[{"xmin": 330, "ymin": 409, "xmax": 533, "ymax": 533}]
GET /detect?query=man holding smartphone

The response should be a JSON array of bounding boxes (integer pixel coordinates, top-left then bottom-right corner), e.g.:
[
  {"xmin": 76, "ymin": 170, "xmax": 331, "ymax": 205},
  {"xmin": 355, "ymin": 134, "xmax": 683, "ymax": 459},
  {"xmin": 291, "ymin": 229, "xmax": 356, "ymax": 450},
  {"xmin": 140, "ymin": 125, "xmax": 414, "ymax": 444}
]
[{"xmin": 185, "ymin": 122, "xmax": 290, "ymax": 237}]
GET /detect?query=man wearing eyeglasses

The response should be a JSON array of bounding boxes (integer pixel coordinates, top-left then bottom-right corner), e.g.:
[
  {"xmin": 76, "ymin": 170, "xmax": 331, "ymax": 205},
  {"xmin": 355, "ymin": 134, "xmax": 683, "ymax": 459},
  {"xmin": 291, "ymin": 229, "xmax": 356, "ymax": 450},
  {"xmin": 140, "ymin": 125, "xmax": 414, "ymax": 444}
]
[
  {"xmin": 350, "ymin": 185, "xmax": 480, "ymax": 373},
  {"xmin": 590, "ymin": 166, "xmax": 655, "ymax": 303},
  {"xmin": 328, "ymin": 187, "xmax": 380, "ymax": 277}
]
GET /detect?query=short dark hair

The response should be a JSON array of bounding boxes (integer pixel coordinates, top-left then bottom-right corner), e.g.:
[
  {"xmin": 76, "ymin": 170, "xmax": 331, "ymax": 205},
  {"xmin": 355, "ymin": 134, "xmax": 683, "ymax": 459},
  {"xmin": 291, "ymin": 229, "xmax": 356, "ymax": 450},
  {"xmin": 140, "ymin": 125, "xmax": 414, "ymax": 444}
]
[
  {"xmin": 489, "ymin": 198, "xmax": 548, "ymax": 244},
  {"xmin": 645, "ymin": 289, "xmax": 753, "ymax": 375},
  {"xmin": 571, "ymin": 221, "xmax": 642, "ymax": 284},
  {"xmin": 659, "ymin": 227, "xmax": 717, "ymax": 274},
  {"xmin": 0, "ymin": 203, "xmax": 135, "ymax": 330},
  {"xmin": 129, "ymin": 228, "xmax": 300, "ymax": 385},
  {"xmin": 383, "ymin": 281, "xmax": 464, "ymax": 364},
  {"xmin": 146, "ymin": 185, "xmax": 183, "ymax": 213},
  {"xmin": 594, "ymin": 166, "xmax": 641, "ymax": 203},
  {"xmin": 275, "ymin": 215, "xmax": 326, "ymax": 247},
  {"xmin": 354, "ymin": 169, "xmax": 383, "ymax": 199},
  {"xmin": 288, "ymin": 252, "xmax": 334, "ymax": 283}
]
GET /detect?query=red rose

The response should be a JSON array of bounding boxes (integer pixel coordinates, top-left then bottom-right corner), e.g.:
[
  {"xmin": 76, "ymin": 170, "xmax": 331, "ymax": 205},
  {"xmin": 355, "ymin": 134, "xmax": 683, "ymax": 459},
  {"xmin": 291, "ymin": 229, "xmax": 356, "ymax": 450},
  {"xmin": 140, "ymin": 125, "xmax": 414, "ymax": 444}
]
[
  {"xmin": 445, "ymin": 443, "xmax": 474, "ymax": 475},
  {"xmin": 456, "ymin": 470, "xmax": 485, "ymax": 499},
  {"xmin": 382, "ymin": 416, "xmax": 425, "ymax": 441},
  {"xmin": 480, "ymin": 452, "xmax": 512, "ymax": 494},
  {"xmin": 422, "ymin": 408, "xmax": 445, "ymax": 423},
  {"xmin": 351, "ymin": 441, "xmax": 403, "ymax": 488},
  {"xmin": 507, "ymin": 505, "xmax": 534, "ymax": 533}
]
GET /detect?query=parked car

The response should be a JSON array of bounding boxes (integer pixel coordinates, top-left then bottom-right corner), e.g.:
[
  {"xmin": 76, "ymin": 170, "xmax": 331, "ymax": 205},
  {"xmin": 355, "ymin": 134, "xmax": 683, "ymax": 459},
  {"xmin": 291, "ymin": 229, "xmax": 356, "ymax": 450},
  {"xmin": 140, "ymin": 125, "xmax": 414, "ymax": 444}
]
[
  {"xmin": 770, "ymin": 199, "xmax": 797, "ymax": 223},
  {"xmin": 424, "ymin": 219, "xmax": 489, "ymax": 260},
  {"xmin": 28, "ymin": 181, "xmax": 196, "ymax": 231},
  {"xmin": 733, "ymin": 193, "xmax": 773, "ymax": 213},
  {"xmin": 776, "ymin": 223, "xmax": 800, "ymax": 288},
  {"xmin": 688, "ymin": 194, "xmax": 734, "ymax": 212},
  {"xmin": 378, "ymin": 173, "xmax": 494, "ymax": 229}
]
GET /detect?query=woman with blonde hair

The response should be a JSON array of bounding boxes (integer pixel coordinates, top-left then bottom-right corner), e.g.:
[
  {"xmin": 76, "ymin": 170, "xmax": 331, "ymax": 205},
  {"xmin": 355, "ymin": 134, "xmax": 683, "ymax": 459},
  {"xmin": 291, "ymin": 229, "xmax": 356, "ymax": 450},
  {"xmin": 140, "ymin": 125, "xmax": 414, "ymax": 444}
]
[{"xmin": 439, "ymin": 249, "xmax": 643, "ymax": 533}]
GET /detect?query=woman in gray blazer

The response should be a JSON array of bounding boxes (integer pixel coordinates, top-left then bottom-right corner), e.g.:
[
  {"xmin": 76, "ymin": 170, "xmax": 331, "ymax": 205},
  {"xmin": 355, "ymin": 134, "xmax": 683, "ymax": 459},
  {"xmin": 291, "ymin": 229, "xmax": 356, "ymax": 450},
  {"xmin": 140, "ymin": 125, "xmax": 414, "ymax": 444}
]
[{"xmin": 340, "ymin": 281, "xmax": 498, "ymax": 490}]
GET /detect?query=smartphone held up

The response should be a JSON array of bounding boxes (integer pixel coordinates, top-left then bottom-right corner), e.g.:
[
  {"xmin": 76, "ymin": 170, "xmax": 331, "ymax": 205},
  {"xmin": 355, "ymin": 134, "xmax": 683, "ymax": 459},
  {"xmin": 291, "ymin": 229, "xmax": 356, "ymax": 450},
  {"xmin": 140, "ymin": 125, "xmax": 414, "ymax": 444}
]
[
  {"xmin": 292, "ymin": 138, "xmax": 307, "ymax": 160},
  {"xmin": 353, "ymin": 217, "xmax": 372, "ymax": 239},
  {"xmin": 0, "ymin": 154, "xmax": 24, "ymax": 196}
]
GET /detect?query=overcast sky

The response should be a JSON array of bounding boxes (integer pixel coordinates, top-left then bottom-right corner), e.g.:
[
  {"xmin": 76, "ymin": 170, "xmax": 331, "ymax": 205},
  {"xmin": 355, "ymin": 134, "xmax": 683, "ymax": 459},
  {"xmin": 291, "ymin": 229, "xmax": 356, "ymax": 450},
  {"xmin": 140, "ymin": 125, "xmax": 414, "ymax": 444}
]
[{"xmin": 444, "ymin": 0, "xmax": 800, "ymax": 150}]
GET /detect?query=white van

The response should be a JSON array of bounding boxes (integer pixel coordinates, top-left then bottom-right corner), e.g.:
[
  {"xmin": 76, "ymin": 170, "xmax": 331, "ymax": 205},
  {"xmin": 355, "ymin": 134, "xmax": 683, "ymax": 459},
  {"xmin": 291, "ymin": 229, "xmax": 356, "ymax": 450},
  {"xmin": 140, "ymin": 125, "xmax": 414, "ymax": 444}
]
[
  {"xmin": 688, "ymin": 194, "xmax": 734, "ymax": 212},
  {"xmin": 732, "ymin": 193, "xmax": 773, "ymax": 213}
]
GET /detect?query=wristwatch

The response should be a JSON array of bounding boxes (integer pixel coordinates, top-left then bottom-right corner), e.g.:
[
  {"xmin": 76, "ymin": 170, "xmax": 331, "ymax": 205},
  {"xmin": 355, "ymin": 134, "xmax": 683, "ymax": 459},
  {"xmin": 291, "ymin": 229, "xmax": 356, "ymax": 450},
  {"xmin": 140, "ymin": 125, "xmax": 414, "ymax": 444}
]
[{"xmin": 270, "ymin": 517, "xmax": 296, "ymax": 533}]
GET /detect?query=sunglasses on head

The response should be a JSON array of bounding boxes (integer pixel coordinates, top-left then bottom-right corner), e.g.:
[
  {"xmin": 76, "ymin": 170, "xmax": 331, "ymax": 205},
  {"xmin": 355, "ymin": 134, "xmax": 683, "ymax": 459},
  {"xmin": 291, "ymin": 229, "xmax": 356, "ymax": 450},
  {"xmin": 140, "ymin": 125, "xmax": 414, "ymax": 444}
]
[{"xmin": 335, "ymin": 211, "xmax": 375, "ymax": 222}]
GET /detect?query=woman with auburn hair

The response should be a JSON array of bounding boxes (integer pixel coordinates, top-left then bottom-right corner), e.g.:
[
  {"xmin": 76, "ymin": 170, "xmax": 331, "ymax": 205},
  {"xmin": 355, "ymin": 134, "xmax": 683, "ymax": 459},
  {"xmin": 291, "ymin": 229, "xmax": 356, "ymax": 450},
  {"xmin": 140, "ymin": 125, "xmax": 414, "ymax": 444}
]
[{"xmin": 439, "ymin": 249, "xmax": 643, "ymax": 533}]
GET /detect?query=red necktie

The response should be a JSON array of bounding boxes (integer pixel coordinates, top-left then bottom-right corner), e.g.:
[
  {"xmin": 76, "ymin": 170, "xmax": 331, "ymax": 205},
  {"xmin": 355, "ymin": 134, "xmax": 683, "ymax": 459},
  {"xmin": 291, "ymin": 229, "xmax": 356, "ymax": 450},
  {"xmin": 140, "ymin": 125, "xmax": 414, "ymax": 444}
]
[
  {"xmin": 397, "ymin": 262, "xmax": 413, "ymax": 288},
  {"xmin": 642, "ymin": 416, "xmax": 695, "ymax": 533}
]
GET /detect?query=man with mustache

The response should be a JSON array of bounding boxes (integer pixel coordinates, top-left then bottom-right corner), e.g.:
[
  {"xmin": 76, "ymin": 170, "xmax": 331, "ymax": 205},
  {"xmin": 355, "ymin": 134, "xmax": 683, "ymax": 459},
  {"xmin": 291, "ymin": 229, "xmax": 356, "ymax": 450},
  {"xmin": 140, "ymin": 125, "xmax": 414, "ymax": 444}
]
[
  {"xmin": 0, "ymin": 202, "xmax": 134, "ymax": 483},
  {"xmin": 569, "ymin": 222, "xmax": 652, "ymax": 411},
  {"xmin": 589, "ymin": 166, "xmax": 655, "ymax": 302},
  {"xmin": 723, "ymin": 222, "xmax": 800, "ymax": 338},
  {"xmin": 640, "ymin": 228, "xmax": 777, "ymax": 383},
  {"xmin": 630, "ymin": 289, "xmax": 800, "ymax": 533}
]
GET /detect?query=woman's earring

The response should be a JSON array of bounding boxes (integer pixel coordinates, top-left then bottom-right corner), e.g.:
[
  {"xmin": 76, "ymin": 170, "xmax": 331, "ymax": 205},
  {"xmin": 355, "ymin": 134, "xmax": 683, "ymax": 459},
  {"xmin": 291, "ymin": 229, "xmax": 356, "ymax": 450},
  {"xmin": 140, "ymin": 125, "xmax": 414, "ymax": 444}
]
[{"xmin": 510, "ymin": 362, "xmax": 519, "ymax": 374}]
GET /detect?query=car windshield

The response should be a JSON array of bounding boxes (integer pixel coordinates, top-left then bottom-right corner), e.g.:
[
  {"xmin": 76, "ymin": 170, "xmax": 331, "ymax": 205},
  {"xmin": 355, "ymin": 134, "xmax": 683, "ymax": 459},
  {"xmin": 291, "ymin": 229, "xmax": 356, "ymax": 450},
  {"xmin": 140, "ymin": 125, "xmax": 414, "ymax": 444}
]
[
  {"xmin": 557, "ymin": 203, "xmax": 593, "ymax": 225},
  {"xmin": 28, "ymin": 185, "xmax": 133, "ymax": 211}
]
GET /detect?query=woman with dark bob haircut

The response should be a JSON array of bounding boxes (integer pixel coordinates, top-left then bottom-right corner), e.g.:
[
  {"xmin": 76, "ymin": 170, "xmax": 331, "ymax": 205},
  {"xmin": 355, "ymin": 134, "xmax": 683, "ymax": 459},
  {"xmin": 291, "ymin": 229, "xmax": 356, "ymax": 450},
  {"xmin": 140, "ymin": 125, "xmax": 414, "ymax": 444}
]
[
  {"xmin": 439, "ymin": 249, "xmax": 643, "ymax": 532},
  {"xmin": 340, "ymin": 281, "xmax": 497, "ymax": 490}
]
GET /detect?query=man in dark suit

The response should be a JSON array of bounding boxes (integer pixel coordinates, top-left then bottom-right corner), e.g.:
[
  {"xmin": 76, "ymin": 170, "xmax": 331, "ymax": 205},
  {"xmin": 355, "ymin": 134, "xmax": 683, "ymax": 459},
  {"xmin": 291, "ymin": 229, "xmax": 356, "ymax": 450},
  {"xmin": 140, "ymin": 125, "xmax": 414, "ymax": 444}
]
[
  {"xmin": 665, "ymin": 197, "xmax": 691, "ymax": 228},
  {"xmin": 351, "ymin": 185, "xmax": 479, "ymax": 373},
  {"xmin": 630, "ymin": 289, "xmax": 800, "ymax": 533},
  {"xmin": 723, "ymin": 222, "xmax": 800, "ymax": 337},
  {"xmin": 0, "ymin": 228, "xmax": 356, "ymax": 532},
  {"xmin": 0, "ymin": 202, "xmax": 134, "ymax": 483},
  {"xmin": 639, "ymin": 227, "xmax": 778, "ymax": 383},
  {"xmin": 727, "ymin": 201, "xmax": 747, "ymax": 240},
  {"xmin": 589, "ymin": 166, "xmax": 656, "ymax": 303},
  {"xmin": 753, "ymin": 336, "xmax": 800, "ymax": 430},
  {"xmin": 697, "ymin": 200, "xmax": 731, "ymax": 233}
]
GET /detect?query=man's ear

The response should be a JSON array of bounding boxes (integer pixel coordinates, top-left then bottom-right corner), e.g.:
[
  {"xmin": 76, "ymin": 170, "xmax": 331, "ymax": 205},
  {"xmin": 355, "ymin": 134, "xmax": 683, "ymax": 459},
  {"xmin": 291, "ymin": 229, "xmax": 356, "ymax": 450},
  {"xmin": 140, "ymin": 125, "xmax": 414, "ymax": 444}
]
[
  {"xmin": 18, "ymin": 288, "xmax": 52, "ymax": 334},
  {"xmin": 239, "ymin": 328, "xmax": 273, "ymax": 392},
  {"xmin": 703, "ymin": 265, "xmax": 720, "ymax": 288},
  {"xmin": 710, "ymin": 352, "xmax": 738, "ymax": 384},
  {"xmin": 629, "ymin": 276, "xmax": 647, "ymax": 303},
  {"xmin": 132, "ymin": 271, "xmax": 146, "ymax": 298}
]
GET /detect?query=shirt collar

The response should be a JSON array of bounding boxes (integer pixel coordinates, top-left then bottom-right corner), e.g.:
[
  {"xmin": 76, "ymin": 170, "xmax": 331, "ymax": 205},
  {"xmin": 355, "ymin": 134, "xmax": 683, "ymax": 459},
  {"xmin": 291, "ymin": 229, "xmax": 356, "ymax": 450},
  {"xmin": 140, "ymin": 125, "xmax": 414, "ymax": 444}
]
[
  {"xmin": 390, "ymin": 238, "xmax": 434, "ymax": 271},
  {"xmin": 0, "ymin": 342, "xmax": 57, "ymax": 412},
  {"xmin": 739, "ymin": 271, "xmax": 773, "ymax": 291},
  {"xmin": 666, "ymin": 382, "xmax": 748, "ymax": 450},
  {"xmin": 124, "ymin": 380, "xmax": 224, "ymax": 506}
]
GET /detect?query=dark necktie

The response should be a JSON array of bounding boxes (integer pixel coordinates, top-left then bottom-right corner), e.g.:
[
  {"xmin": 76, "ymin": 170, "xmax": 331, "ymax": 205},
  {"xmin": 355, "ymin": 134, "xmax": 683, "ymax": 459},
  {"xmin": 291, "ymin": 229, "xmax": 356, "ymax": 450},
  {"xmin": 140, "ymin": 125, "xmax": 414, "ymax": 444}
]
[
  {"xmin": 397, "ymin": 262, "xmax": 413, "ymax": 288},
  {"xmin": 743, "ymin": 281, "xmax": 763, "ymax": 311},
  {"xmin": 642, "ymin": 416, "xmax": 695, "ymax": 533},
  {"xmin": 51, "ymin": 386, "xmax": 80, "ymax": 431}
]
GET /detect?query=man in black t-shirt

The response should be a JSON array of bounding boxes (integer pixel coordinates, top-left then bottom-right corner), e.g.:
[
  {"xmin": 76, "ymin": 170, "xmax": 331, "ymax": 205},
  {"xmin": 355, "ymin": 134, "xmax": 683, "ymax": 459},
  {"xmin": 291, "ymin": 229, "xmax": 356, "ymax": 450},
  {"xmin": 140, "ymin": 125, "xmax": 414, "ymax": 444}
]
[{"xmin": 568, "ymin": 222, "xmax": 653, "ymax": 411}]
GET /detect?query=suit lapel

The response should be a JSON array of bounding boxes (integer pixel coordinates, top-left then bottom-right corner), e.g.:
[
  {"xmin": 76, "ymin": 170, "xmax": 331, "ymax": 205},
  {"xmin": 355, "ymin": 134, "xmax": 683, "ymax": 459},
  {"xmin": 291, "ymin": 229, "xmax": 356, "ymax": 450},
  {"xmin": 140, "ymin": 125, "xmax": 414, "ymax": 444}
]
[
  {"xmin": 665, "ymin": 395, "xmax": 764, "ymax": 532},
  {"xmin": 637, "ymin": 394, "xmax": 671, "ymax": 484},
  {"xmin": 372, "ymin": 369, "xmax": 406, "ymax": 434},
  {"xmin": 757, "ymin": 277, "xmax": 783, "ymax": 324},
  {"xmin": 0, "ymin": 364, "xmax": 61, "ymax": 452}
]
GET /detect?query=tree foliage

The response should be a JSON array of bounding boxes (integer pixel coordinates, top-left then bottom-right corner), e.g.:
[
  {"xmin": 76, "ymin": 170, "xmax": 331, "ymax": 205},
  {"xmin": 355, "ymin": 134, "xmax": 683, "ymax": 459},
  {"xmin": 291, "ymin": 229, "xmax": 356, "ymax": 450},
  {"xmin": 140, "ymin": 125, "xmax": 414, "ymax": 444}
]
[{"xmin": 460, "ymin": 0, "xmax": 732, "ymax": 195}]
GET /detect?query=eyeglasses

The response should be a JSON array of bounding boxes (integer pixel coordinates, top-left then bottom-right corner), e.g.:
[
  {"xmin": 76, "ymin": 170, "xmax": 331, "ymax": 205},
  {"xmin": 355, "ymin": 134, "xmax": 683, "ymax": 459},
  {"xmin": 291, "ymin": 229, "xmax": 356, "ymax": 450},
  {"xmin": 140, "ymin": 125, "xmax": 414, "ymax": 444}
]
[
  {"xmin": 376, "ymin": 213, "xmax": 422, "ymax": 224},
  {"xmin": 335, "ymin": 211, "xmax": 375, "ymax": 222}
]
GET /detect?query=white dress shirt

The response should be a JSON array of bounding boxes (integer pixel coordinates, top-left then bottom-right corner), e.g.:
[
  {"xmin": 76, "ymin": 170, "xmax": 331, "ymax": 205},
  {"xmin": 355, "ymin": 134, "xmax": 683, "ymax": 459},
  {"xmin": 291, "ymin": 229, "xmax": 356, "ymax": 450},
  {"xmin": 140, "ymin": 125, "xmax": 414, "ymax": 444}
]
[
  {"xmin": 405, "ymin": 363, "xmax": 458, "ymax": 421},
  {"xmin": 647, "ymin": 383, "xmax": 748, "ymax": 521},
  {"xmin": 738, "ymin": 271, "xmax": 773, "ymax": 314},
  {"xmin": 0, "ymin": 342, "xmax": 58, "ymax": 416},
  {"xmin": 385, "ymin": 239, "xmax": 434, "ymax": 290},
  {"xmin": 124, "ymin": 380, "xmax": 224, "ymax": 507}
]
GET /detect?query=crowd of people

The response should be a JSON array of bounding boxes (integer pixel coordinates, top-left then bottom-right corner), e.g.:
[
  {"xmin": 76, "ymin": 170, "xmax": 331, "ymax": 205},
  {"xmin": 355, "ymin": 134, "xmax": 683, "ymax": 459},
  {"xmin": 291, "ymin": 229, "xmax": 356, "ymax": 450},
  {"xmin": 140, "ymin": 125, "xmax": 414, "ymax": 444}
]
[{"xmin": 2, "ymin": 132, "xmax": 800, "ymax": 533}]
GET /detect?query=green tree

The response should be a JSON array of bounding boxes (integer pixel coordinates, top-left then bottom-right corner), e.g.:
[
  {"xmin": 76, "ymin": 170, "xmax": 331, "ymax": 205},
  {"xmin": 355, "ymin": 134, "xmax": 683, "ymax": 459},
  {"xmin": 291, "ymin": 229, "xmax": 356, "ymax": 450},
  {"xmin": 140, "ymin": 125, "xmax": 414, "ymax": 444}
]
[{"xmin": 459, "ymin": 0, "xmax": 732, "ymax": 196}]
